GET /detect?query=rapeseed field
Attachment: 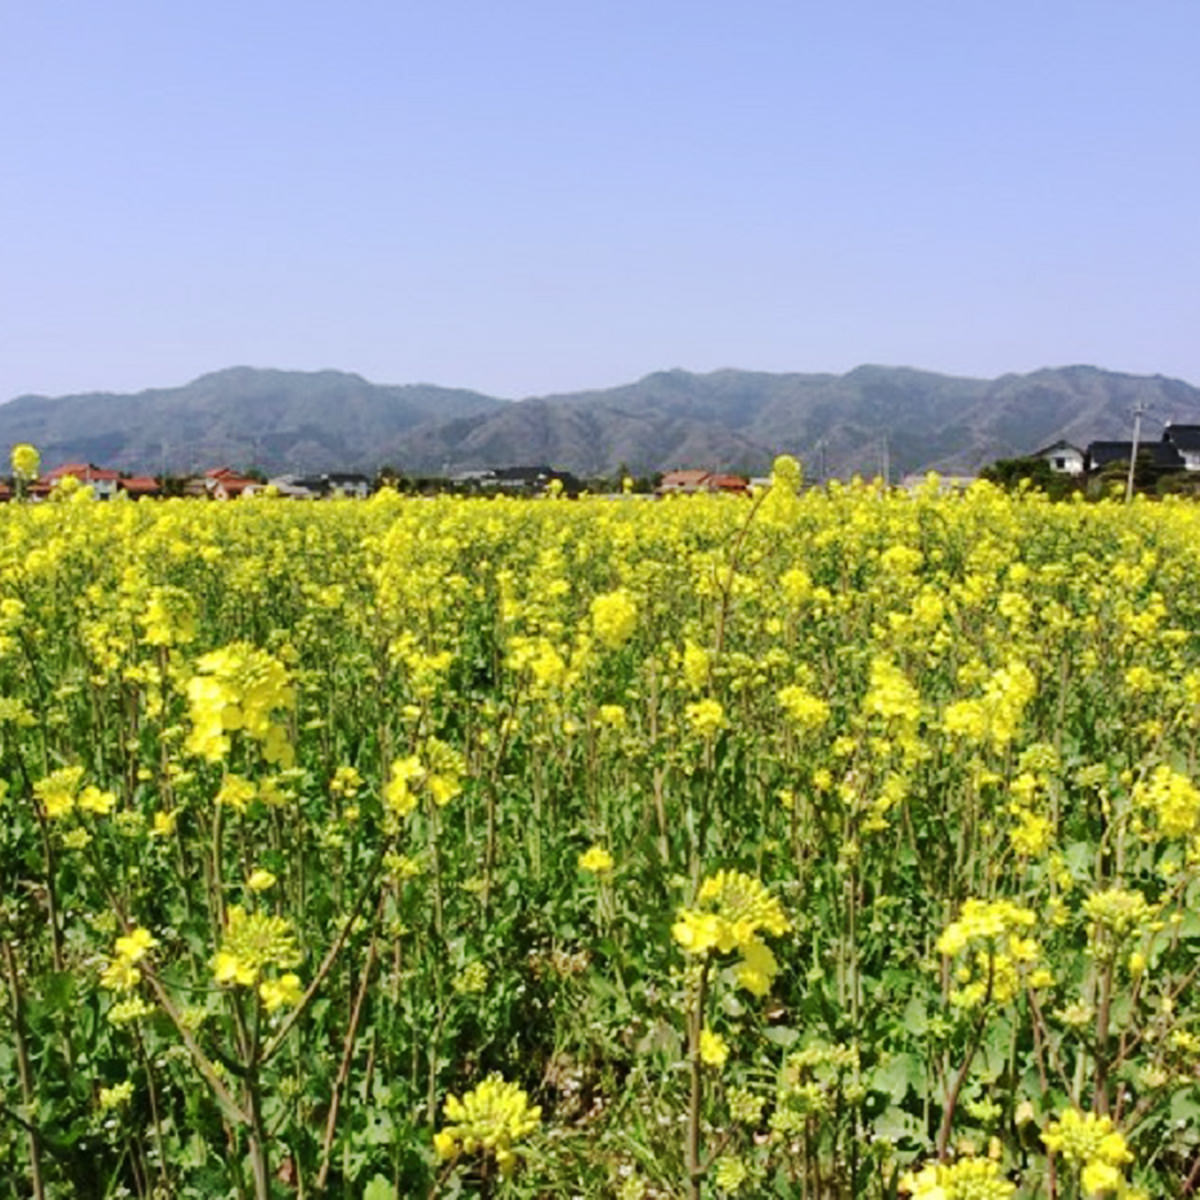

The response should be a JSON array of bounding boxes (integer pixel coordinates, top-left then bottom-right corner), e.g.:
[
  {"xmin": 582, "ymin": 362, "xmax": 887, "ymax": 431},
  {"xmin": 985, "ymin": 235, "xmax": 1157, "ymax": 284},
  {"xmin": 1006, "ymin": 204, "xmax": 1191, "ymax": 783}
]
[{"xmin": 2, "ymin": 461, "xmax": 1199, "ymax": 1197}]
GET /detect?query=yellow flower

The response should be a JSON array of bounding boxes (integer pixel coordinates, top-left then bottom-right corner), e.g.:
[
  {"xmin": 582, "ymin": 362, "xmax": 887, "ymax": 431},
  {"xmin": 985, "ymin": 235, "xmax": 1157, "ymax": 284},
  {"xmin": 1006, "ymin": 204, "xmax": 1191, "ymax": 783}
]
[
  {"xmin": 151, "ymin": 810, "xmax": 178, "ymax": 836},
  {"xmin": 452, "ymin": 961, "xmax": 489, "ymax": 995},
  {"xmin": 100, "ymin": 958, "xmax": 142, "ymax": 992},
  {"xmin": 712, "ymin": 1155, "xmax": 749, "ymax": 1192},
  {"xmin": 777, "ymin": 684, "xmax": 830, "ymax": 732},
  {"xmin": 384, "ymin": 755, "xmax": 425, "ymax": 816},
  {"xmin": 685, "ymin": 698, "xmax": 726, "ymax": 740},
  {"xmin": 330, "ymin": 765, "xmax": 363, "ymax": 797},
  {"xmin": 33, "ymin": 766, "xmax": 85, "ymax": 820},
  {"xmin": 436, "ymin": 1073, "xmax": 541, "ymax": 1176},
  {"xmin": 258, "ymin": 972, "xmax": 303, "ymax": 1012},
  {"xmin": 578, "ymin": 845, "xmax": 614, "ymax": 873},
  {"xmin": 591, "ymin": 589, "xmax": 638, "ymax": 649},
  {"xmin": 10, "ymin": 442, "xmax": 40, "ymax": 480},
  {"xmin": 78, "ymin": 785, "xmax": 117, "ymax": 815},
  {"xmin": 700, "ymin": 1028, "xmax": 729, "ymax": 1067},
  {"xmin": 674, "ymin": 870, "xmax": 789, "ymax": 994},
  {"xmin": 898, "ymin": 1156, "xmax": 1014, "ymax": 1198},
  {"xmin": 98, "ymin": 1080, "xmax": 134, "ymax": 1112},
  {"xmin": 1081, "ymin": 1160, "xmax": 1122, "ymax": 1196},
  {"xmin": 216, "ymin": 774, "xmax": 257, "ymax": 812},
  {"xmin": 212, "ymin": 905, "xmax": 300, "ymax": 987},
  {"xmin": 1042, "ymin": 1108, "xmax": 1132, "ymax": 1170},
  {"xmin": 682, "ymin": 641, "xmax": 710, "ymax": 692},
  {"xmin": 115, "ymin": 927, "xmax": 156, "ymax": 964},
  {"xmin": 184, "ymin": 642, "xmax": 294, "ymax": 765},
  {"xmin": 247, "ymin": 868, "xmax": 277, "ymax": 892}
]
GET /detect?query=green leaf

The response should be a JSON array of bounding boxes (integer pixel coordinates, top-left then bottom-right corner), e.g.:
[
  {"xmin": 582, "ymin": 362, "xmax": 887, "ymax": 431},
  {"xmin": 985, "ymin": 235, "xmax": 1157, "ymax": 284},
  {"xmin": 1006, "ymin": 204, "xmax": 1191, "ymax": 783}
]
[
  {"xmin": 901, "ymin": 993, "xmax": 929, "ymax": 1036},
  {"xmin": 763, "ymin": 1025, "xmax": 799, "ymax": 1049},
  {"xmin": 362, "ymin": 1173, "xmax": 394, "ymax": 1200},
  {"xmin": 1170, "ymin": 1088, "xmax": 1200, "ymax": 1127},
  {"xmin": 872, "ymin": 1102, "xmax": 925, "ymax": 1146},
  {"xmin": 872, "ymin": 1052, "xmax": 926, "ymax": 1103}
]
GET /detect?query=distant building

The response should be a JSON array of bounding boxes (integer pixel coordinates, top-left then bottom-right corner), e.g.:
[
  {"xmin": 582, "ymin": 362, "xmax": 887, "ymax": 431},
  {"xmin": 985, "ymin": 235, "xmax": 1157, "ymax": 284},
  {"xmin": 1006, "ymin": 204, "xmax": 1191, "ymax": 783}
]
[
  {"xmin": 658, "ymin": 469, "xmax": 713, "ymax": 495},
  {"xmin": 1162, "ymin": 424, "xmax": 1200, "ymax": 471},
  {"xmin": 43, "ymin": 462, "xmax": 121, "ymax": 500},
  {"xmin": 204, "ymin": 467, "xmax": 260, "ymax": 500},
  {"xmin": 323, "ymin": 472, "xmax": 371, "ymax": 499},
  {"xmin": 268, "ymin": 474, "xmax": 326, "ymax": 500},
  {"xmin": 118, "ymin": 476, "xmax": 162, "ymax": 499},
  {"xmin": 267, "ymin": 472, "xmax": 372, "ymax": 499},
  {"xmin": 1032, "ymin": 440, "xmax": 1086, "ymax": 475},
  {"xmin": 1085, "ymin": 441, "xmax": 1185, "ymax": 473},
  {"xmin": 658, "ymin": 470, "xmax": 749, "ymax": 495}
]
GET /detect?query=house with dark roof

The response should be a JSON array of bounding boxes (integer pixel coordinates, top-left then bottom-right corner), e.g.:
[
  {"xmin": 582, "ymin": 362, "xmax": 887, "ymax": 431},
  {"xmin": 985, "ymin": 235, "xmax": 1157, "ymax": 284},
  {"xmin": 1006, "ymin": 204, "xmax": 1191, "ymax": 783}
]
[
  {"xmin": 1162, "ymin": 425, "xmax": 1200, "ymax": 471},
  {"xmin": 323, "ymin": 472, "xmax": 371, "ymax": 499},
  {"xmin": 1085, "ymin": 440, "xmax": 1186, "ymax": 473}
]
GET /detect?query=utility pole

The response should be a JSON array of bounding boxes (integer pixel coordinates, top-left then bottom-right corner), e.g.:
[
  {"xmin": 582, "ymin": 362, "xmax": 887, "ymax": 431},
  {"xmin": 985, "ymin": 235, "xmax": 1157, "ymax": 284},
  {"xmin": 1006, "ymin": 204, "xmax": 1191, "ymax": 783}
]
[
  {"xmin": 880, "ymin": 434, "xmax": 890, "ymax": 487},
  {"xmin": 1124, "ymin": 400, "xmax": 1146, "ymax": 503}
]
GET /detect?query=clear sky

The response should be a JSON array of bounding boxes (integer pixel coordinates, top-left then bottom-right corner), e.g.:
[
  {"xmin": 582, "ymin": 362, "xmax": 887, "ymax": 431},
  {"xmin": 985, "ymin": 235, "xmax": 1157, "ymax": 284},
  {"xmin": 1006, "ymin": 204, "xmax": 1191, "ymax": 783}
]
[{"xmin": 2, "ymin": 0, "xmax": 1197, "ymax": 401}]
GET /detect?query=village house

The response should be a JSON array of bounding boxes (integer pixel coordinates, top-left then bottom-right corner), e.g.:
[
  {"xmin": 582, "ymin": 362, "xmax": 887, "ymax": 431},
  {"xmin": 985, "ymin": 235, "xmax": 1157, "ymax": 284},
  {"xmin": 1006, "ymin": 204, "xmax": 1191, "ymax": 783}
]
[
  {"xmin": 266, "ymin": 472, "xmax": 372, "ymax": 499},
  {"xmin": 323, "ymin": 472, "xmax": 371, "ymax": 498},
  {"xmin": 202, "ymin": 466, "xmax": 261, "ymax": 500},
  {"xmin": 657, "ymin": 469, "xmax": 750, "ymax": 495},
  {"xmin": 118, "ymin": 476, "xmax": 162, "ymax": 498},
  {"xmin": 42, "ymin": 462, "xmax": 122, "ymax": 500},
  {"xmin": 1085, "ymin": 440, "xmax": 1185, "ymax": 474},
  {"xmin": 1033, "ymin": 440, "xmax": 1086, "ymax": 475},
  {"xmin": 1162, "ymin": 424, "xmax": 1200, "ymax": 471}
]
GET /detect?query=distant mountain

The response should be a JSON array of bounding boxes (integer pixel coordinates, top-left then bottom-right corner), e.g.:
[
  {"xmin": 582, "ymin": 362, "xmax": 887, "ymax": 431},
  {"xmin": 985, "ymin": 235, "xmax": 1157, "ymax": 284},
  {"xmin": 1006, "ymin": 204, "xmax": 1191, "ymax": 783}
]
[
  {"xmin": 0, "ymin": 367, "xmax": 505, "ymax": 476},
  {"xmin": 3, "ymin": 364, "xmax": 1198, "ymax": 479}
]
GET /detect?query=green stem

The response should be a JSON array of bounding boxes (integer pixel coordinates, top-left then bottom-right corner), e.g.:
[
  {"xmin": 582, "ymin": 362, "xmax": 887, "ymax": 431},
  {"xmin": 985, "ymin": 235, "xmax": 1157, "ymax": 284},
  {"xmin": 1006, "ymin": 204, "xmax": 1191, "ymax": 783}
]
[
  {"xmin": 685, "ymin": 959, "xmax": 711, "ymax": 1200},
  {"xmin": 3, "ymin": 940, "xmax": 46, "ymax": 1200}
]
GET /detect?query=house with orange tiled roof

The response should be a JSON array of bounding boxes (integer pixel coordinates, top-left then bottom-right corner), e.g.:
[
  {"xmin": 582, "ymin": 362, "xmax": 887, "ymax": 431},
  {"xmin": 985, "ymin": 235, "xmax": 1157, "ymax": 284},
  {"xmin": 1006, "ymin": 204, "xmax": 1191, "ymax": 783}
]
[
  {"xmin": 658, "ymin": 469, "xmax": 713, "ymax": 495},
  {"xmin": 704, "ymin": 473, "xmax": 750, "ymax": 495},
  {"xmin": 44, "ymin": 462, "xmax": 121, "ymax": 500},
  {"xmin": 118, "ymin": 475, "xmax": 162, "ymax": 498},
  {"xmin": 201, "ymin": 466, "xmax": 260, "ymax": 500},
  {"xmin": 657, "ymin": 469, "xmax": 749, "ymax": 496}
]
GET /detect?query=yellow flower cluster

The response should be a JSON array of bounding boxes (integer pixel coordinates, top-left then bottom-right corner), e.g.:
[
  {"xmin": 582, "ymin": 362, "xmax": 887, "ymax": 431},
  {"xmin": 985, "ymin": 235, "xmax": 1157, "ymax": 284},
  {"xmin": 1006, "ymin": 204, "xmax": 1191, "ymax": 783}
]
[
  {"xmin": 673, "ymin": 870, "xmax": 790, "ymax": 995},
  {"xmin": 433, "ymin": 1073, "xmax": 541, "ymax": 1177},
  {"xmin": 699, "ymin": 1027, "xmax": 729, "ymax": 1067},
  {"xmin": 899, "ymin": 1156, "xmax": 1015, "ymax": 1199},
  {"xmin": 1042, "ymin": 1109, "xmax": 1141, "ymax": 1198},
  {"xmin": 685, "ymin": 697, "xmax": 726, "ymax": 740},
  {"xmin": 384, "ymin": 738, "xmax": 464, "ymax": 818},
  {"xmin": 33, "ymin": 766, "xmax": 117, "ymax": 820},
  {"xmin": 937, "ymin": 898, "xmax": 1049, "ymax": 1008},
  {"xmin": 139, "ymin": 585, "xmax": 196, "ymax": 647},
  {"xmin": 185, "ymin": 642, "xmax": 294, "ymax": 765},
  {"xmin": 578, "ymin": 844, "xmax": 614, "ymax": 873},
  {"xmin": 100, "ymin": 926, "xmax": 157, "ymax": 993},
  {"xmin": 590, "ymin": 588, "xmax": 638, "ymax": 649},
  {"xmin": 942, "ymin": 659, "xmax": 1037, "ymax": 752},
  {"xmin": 10, "ymin": 441, "xmax": 40, "ymax": 480},
  {"xmin": 777, "ymin": 683, "xmax": 830, "ymax": 732},
  {"xmin": 1133, "ymin": 764, "xmax": 1200, "ymax": 839},
  {"xmin": 211, "ymin": 905, "xmax": 302, "ymax": 1004}
]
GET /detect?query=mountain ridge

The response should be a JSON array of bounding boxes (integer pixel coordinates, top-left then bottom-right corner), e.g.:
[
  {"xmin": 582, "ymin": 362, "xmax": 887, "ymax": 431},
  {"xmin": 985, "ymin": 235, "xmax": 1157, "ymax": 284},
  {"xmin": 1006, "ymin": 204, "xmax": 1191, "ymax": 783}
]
[{"xmin": 4, "ymin": 364, "xmax": 1198, "ymax": 480}]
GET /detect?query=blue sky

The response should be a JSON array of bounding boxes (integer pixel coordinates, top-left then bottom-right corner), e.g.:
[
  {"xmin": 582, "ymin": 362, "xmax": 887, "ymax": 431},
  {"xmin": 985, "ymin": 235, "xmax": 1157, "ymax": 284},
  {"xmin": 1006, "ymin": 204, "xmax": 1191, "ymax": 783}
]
[{"xmin": 2, "ymin": 1, "xmax": 1197, "ymax": 401}]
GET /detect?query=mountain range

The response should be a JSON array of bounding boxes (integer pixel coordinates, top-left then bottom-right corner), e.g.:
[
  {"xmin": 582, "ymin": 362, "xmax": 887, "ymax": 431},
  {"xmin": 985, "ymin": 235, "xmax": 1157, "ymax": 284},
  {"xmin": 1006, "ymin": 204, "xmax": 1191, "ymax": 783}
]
[{"xmin": 3, "ymin": 363, "xmax": 1198, "ymax": 480}]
